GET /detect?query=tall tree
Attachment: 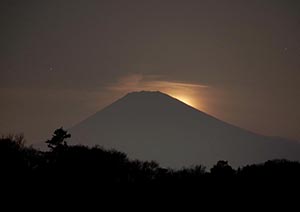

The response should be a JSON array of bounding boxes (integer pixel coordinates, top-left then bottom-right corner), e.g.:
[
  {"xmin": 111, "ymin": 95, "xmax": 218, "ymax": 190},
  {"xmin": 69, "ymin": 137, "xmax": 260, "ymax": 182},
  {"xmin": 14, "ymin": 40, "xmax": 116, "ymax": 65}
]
[{"xmin": 46, "ymin": 127, "xmax": 71, "ymax": 150}]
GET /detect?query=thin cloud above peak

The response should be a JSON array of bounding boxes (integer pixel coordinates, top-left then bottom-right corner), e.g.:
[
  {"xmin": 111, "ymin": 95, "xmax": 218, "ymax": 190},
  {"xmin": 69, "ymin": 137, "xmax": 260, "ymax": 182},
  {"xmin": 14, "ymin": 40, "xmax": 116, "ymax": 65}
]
[{"xmin": 106, "ymin": 73, "xmax": 209, "ymax": 93}]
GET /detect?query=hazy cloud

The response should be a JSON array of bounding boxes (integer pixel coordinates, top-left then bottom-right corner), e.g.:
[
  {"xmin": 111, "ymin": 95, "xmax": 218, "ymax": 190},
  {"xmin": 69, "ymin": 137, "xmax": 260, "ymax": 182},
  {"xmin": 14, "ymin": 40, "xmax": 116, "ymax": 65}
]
[{"xmin": 106, "ymin": 73, "xmax": 208, "ymax": 92}]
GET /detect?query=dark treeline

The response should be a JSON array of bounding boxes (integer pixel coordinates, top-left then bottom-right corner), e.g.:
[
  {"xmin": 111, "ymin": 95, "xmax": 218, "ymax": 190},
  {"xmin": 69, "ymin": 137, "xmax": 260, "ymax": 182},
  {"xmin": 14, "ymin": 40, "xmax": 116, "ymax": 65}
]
[{"xmin": 1, "ymin": 128, "xmax": 300, "ymax": 187}]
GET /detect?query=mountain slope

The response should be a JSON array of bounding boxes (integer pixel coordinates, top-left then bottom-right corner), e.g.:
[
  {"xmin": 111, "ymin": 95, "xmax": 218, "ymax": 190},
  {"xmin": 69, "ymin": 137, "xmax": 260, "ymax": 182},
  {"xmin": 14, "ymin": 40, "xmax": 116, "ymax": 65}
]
[{"xmin": 70, "ymin": 91, "xmax": 300, "ymax": 168}]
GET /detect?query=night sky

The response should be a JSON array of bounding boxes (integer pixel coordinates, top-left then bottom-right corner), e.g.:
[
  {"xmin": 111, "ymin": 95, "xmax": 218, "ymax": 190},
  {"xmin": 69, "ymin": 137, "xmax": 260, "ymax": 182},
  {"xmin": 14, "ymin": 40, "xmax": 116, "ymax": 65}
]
[{"xmin": 1, "ymin": 0, "xmax": 300, "ymax": 144}]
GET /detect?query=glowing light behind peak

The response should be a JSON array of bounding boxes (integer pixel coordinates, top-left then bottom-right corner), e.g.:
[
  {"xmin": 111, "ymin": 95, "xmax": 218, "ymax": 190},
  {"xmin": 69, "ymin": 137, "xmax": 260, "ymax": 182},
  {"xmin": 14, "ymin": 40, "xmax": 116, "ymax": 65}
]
[
  {"xmin": 168, "ymin": 93, "xmax": 197, "ymax": 108},
  {"xmin": 107, "ymin": 74, "xmax": 208, "ymax": 111}
]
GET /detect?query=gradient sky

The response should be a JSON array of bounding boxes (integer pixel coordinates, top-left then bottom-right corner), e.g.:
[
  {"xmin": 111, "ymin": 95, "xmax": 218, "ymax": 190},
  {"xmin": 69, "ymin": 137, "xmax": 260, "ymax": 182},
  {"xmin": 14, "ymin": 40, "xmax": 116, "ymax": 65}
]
[{"xmin": 1, "ymin": 0, "xmax": 300, "ymax": 144}]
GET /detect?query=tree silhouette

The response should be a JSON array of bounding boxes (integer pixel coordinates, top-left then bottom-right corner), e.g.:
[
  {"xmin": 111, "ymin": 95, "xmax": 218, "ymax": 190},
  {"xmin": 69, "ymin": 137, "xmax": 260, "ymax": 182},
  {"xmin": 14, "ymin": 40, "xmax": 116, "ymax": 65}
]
[
  {"xmin": 210, "ymin": 160, "xmax": 235, "ymax": 177},
  {"xmin": 46, "ymin": 127, "xmax": 71, "ymax": 150},
  {"xmin": 0, "ymin": 134, "xmax": 27, "ymax": 174}
]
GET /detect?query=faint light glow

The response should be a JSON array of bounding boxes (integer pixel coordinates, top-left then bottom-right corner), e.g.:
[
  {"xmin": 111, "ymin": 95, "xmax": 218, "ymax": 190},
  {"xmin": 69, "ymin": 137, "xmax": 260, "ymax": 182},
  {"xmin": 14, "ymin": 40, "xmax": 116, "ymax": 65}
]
[
  {"xmin": 155, "ymin": 81, "xmax": 206, "ymax": 110},
  {"xmin": 168, "ymin": 93, "xmax": 196, "ymax": 108}
]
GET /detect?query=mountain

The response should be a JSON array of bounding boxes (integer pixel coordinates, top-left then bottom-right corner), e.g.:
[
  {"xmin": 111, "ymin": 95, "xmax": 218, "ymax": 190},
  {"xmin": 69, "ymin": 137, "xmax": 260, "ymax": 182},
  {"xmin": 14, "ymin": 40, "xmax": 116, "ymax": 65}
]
[{"xmin": 69, "ymin": 91, "xmax": 300, "ymax": 168}]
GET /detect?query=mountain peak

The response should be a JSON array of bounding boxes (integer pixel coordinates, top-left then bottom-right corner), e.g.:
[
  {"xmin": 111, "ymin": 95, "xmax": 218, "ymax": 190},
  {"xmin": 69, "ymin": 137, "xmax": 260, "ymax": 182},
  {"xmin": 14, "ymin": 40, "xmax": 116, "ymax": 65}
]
[
  {"xmin": 70, "ymin": 90, "xmax": 300, "ymax": 168},
  {"xmin": 125, "ymin": 90, "xmax": 166, "ymax": 98},
  {"xmin": 114, "ymin": 90, "xmax": 196, "ymax": 112},
  {"xmin": 121, "ymin": 90, "xmax": 192, "ymax": 106},
  {"xmin": 128, "ymin": 90, "xmax": 162, "ymax": 94}
]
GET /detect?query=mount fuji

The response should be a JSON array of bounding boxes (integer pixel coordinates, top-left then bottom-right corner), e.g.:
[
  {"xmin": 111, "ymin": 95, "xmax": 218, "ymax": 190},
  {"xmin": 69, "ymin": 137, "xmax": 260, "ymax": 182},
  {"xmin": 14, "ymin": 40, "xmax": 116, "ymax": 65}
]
[{"xmin": 69, "ymin": 91, "xmax": 300, "ymax": 168}]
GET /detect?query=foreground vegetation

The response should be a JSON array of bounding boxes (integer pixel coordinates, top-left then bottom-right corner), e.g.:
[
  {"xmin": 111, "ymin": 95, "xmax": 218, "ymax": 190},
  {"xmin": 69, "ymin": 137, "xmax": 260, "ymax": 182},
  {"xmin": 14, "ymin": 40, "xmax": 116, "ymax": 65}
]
[{"xmin": 1, "ymin": 128, "xmax": 300, "ymax": 186}]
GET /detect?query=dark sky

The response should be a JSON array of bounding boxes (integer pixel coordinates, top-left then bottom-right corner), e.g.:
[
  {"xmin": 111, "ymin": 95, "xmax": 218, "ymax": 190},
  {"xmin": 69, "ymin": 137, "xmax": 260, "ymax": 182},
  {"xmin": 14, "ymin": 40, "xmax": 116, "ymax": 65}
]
[{"xmin": 1, "ymin": 0, "xmax": 300, "ymax": 144}]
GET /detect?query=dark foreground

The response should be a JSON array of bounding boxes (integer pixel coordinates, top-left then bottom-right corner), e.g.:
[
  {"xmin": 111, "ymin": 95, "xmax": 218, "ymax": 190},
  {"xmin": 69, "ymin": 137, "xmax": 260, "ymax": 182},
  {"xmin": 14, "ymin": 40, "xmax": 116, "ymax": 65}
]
[
  {"xmin": 1, "ymin": 129, "xmax": 300, "ymax": 208},
  {"xmin": 2, "ymin": 128, "xmax": 300, "ymax": 188}
]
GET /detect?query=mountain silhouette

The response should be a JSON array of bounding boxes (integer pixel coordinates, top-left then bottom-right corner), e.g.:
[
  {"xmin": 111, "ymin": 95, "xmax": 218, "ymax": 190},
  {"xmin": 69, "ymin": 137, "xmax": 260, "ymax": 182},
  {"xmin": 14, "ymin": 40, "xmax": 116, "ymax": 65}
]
[{"xmin": 70, "ymin": 91, "xmax": 300, "ymax": 168}]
